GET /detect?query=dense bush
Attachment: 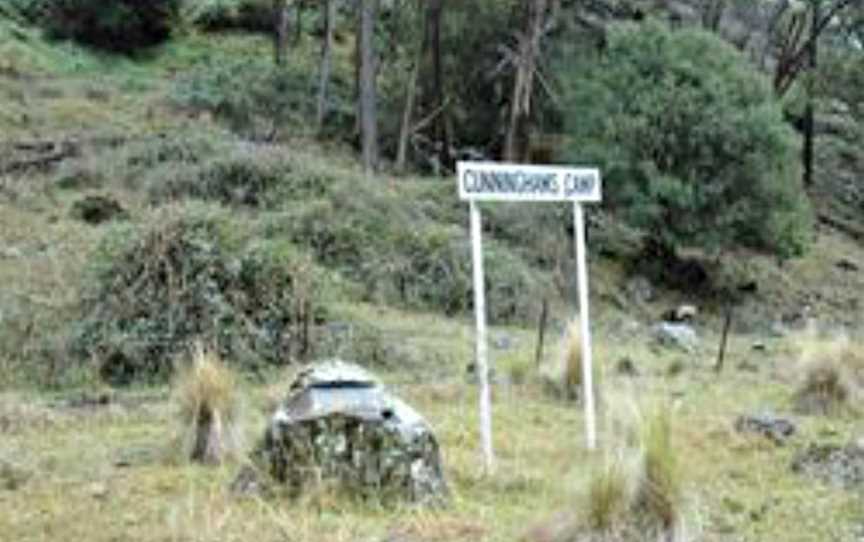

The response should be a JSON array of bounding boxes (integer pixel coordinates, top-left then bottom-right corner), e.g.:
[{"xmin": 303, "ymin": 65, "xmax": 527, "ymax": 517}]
[
  {"xmin": 71, "ymin": 203, "xmax": 335, "ymax": 384},
  {"xmin": 44, "ymin": 0, "xmax": 180, "ymax": 53},
  {"xmin": 1, "ymin": 0, "xmax": 50, "ymax": 23},
  {"xmin": 172, "ymin": 58, "xmax": 315, "ymax": 140},
  {"xmin": 560, "ymin": 21, "xmax": 813, "ymax": 259},
  {"xmin": 185, "ymin": 0, "xmax": 274, "ymax": 34},
  {"xmin": 284, "ymin": 182, "xmax": 550, "ymax": 323}
]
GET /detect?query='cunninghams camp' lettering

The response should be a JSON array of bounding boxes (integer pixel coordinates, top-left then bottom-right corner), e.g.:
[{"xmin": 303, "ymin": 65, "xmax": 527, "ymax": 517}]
[{"xmin": 462, "ymin": 169, "xmax": 559, "ymax": 196}]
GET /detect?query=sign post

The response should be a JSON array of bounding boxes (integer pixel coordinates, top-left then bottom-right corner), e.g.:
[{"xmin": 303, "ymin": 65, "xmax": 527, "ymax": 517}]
[{"xmin": 457, "ymin": 161, "xmax": 602, "ymax": 466}]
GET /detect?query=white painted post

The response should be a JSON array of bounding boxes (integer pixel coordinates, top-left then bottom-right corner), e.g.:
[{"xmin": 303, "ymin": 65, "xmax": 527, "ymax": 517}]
[
  {"xmin": 470, "ymin": 200, "xmax": 494, "ymax": 471},
  {"xmin": 573, "ymin": 202, "xmax": 597, "ymax": 450}
]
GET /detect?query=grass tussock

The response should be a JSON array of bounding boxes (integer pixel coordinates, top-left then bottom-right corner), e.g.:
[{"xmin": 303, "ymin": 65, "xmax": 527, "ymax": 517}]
[
  {"xmin": 568, "ymin": 401, "xmax": 685, "ymax": 541},
  {"xmin": 544, "ymin": 318, "xmax": 602, "ymax": 403},
  {"xmin": 793, "ymin": 334, "xmax": 864, "ymax": 415},
  {"xmin": 586, "ymin": 453, "xmax": 631, "ymax": 532},
  {"xmin": 172, "ymin": 343, "xmax": 243, "ymax": 464},
  {"xmin": 634, "ymin": 403, "xmax": 682, "ymax": 533}
]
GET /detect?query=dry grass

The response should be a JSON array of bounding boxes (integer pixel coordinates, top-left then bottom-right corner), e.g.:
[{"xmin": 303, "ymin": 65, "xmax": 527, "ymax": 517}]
[
  {"xmin": 634, "ymin": 402, "xmax": 682, "ymax": 534},
  {"xmin": 586, "ymin": 452, "xmax": 631, "ymax": 532},
  {"xmin": 544, "ymin": 317, "xmax": 603, "ymax": 403},
  {"xmin": 171, "ymin": 344, "xmax": 244, "ymax": 464},
  {"xmin": 793, "ymin": 334, "xmax": 864, "ymax": 415}
]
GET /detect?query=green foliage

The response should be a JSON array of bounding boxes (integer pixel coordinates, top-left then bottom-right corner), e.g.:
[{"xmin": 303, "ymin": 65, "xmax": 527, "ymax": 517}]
[
  {"xmin": 1, "ymin": 0, "xmax": 50, "ymax": 23},
  {"xmin": 283, "ymin": 182, "xmax": 548, "ymax": 323},
  {"xmin": 71, "ymin": 203, "xmax": 335, "ymax": 385},
  {"xmin": 560, "ymin": 21, "xmax": 812, "ymax": 258},
  {"xmin": 43, "ymin": 0, "xmax": 181, "ymax": 53},
  {"xmin": 171, "ymin": 58, "xmax": 317, "ymax": 140},
  {"xmin": 183, "ymin": 0, "xmax": 273, "ymax": 34}
]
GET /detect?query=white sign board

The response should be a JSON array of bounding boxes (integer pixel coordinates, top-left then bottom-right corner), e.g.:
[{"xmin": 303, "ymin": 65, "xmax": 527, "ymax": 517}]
[
  {"xmin": 458, "ymin": 161, "xmax": 602, "ymax": 472},
  {"xmin": 458, "ymin": 161, "xmax": 601, "ymax": 202}
]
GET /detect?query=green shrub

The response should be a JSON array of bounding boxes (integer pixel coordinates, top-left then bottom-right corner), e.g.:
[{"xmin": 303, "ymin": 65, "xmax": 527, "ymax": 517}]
[
  {"xmin": 172, "ymin": 58, "xmax": 314, "ymax": 140},
  {"xmin": 71, "ymin": 203, "xmax": 335, "ymax": 385},
  {"xmin": 185, "ymin": 0, "xmax": 274, "ymax": 34},
  {"xmin": 560, "ymin": 21, "xmax": 812, "ymax": 259},
  {"xmin": 44, "ymin": 0, "xmax": 181, "ymax": 53},
  {"xmin": 285, "ymin": 182, "xmax": 548, "ymax": 323},
  {"xmin": 1, "ymin": 0, "xmax": 50, "ymax": 23}
]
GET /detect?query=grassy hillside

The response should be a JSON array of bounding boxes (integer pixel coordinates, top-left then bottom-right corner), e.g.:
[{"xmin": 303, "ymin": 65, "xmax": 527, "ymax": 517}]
[{"xmin": 2, "ymin": 19, "xmax": 864, "ymax": 542}]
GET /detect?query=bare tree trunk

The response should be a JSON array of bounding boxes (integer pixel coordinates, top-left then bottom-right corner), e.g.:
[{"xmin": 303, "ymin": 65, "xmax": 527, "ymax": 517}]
[
  {"xmin": 358, "ymin": 0, "xmax": 379, "ymax": 174},
  {"xmin": 428, "ymin": 0, "xmax": 450, "ymax": 171},
  {"xmin": 803, "ymin": 1, "xmax": 820, "ymax": 189},
  {"xmin": 504, "ymin": 0, "xmax": 548, "ymax": 162},
  {"xmin": 396, "ymin": 62, "xmax": 420, "ymax": 172},
  {"xmin": 293, "ymin": 0, "xmax": 304, "ymax": 45},
  {"xmin": 274, "ymin": 0, "xmax": 291, "ymax": 66},
  {"xmin": 317, "ymin": 0, "xmax": 335, "ymax": 128}
]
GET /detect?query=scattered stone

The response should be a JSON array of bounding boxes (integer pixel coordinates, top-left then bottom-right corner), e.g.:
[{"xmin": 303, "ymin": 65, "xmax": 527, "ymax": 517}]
[
  {"xmin": 238, "ymin": 360, "xmax": 448, "ymax": 505},
  {"xmin": 0, "ymin": 246, "xmax": 23, "ymax": 259},
  {"xmin": 654, "ymin": 322, "xmax": 699, "ymax": 353},
  {"xmin": 616, "ymin": 357, "xmax": 639, "ymax": 376},
  {"xmin": 768, "ymin": 322, "xmax": 788, "ymax": 338},
  {"xmin": 88, "ymin": 482, "xmax": 109, "ymax": 500},
  {"xmin": 661, "ymin": 304, "xmax": 698, "ymax": 323},
  {"xmin": 70, "ymin": 194, "xmax": 128, "ymax": 225},
  {"xmin": 734, "ymin": 413, "xmax": 797, "ymax": 445},
  {"xmin": 492, "ymin": 335, "xmax": 514, "ymax": 350},
  {"xmin": 791, "ymin": 441, "xmax": 864, "ymax": 489}
]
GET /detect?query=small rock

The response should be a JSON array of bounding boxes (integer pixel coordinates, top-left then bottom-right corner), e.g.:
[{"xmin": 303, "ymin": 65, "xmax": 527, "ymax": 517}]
[
  {"xmin": 654, "ymin": 322, "xmax": 699, "ymax": 353},
  {"xmin": 662, "ymin": 304, "xmax": 698, "ymax": 323},
  {"xmin": 751, "ymin": 341, "xmax": 767, "ymax": 352},
  {"xmin": 0, "ymin": 246, "xmax": 23, "ymax": 259},
  {"xmin": 88, "ymin": 482, "xmax": 109, "ymax": 500},
  {"xmin": 492, "ymin": 335, "xmax": 513, "ymax": 350},
  {"xmin": 735, "ymin": 413, "xmax": 797, "ymax": 445}
]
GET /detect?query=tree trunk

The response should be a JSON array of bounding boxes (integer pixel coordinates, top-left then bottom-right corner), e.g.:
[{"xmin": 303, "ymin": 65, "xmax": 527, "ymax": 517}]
[
  {"xmin": 316, "ymin": 0, "xmax": 335, "ymax": 129},
  {"xmin": 273, "ymin": 0, "xmax": 291, "ymax": 66},
  {"xmin": 358, "ymin": 0, "xmax": 379, "ymax": 174},
  {"xmin": 396, "ymin": 61, "xmax": 420, "ymax": 172},
  {"xmin": 396, "ymin": 1, "xmax": 429, "ymax": 172},
  {"xmin": 504, "ymin": 0, "xmax": 548, "ymax": 162},
  {"xmin": 803, "ymin": 1, "xmax": 820, "ymax": 189},
  {"xmin": 428, "ymin": 0, "xmax": 450, "ymax": 171},
  {"xmin": 293, "ymin": 0, "xmax": 304, "ymax": 45}
]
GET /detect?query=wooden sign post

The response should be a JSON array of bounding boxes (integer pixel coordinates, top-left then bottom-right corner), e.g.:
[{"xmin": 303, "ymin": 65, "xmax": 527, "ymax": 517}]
[{"xmin": 457, "ymin": 161, "xmax": 603, "ymax": 470}]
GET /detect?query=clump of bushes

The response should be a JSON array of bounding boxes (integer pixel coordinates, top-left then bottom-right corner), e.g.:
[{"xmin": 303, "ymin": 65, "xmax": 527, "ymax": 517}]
[
  {"xmin": 286, "ymin": 181, "xmax": 549, "ymax": 323},
  {"xmin": 794, "ymin": 335, "xmax": 864, "ymax": 415},
  {"xmin": 185, "ymin": 0, "xmax": 274, "ymax": 34},
  {"xmin": 44, "ymin": 0, "xmax": 181, "ymax": 53},
  {"xmin": 172, "ymin": 58, "xmax": 316, "ymax": 140},
  {"xmin": 71, "ymin": 203, "xmax": 334, "ymax": 384}
]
